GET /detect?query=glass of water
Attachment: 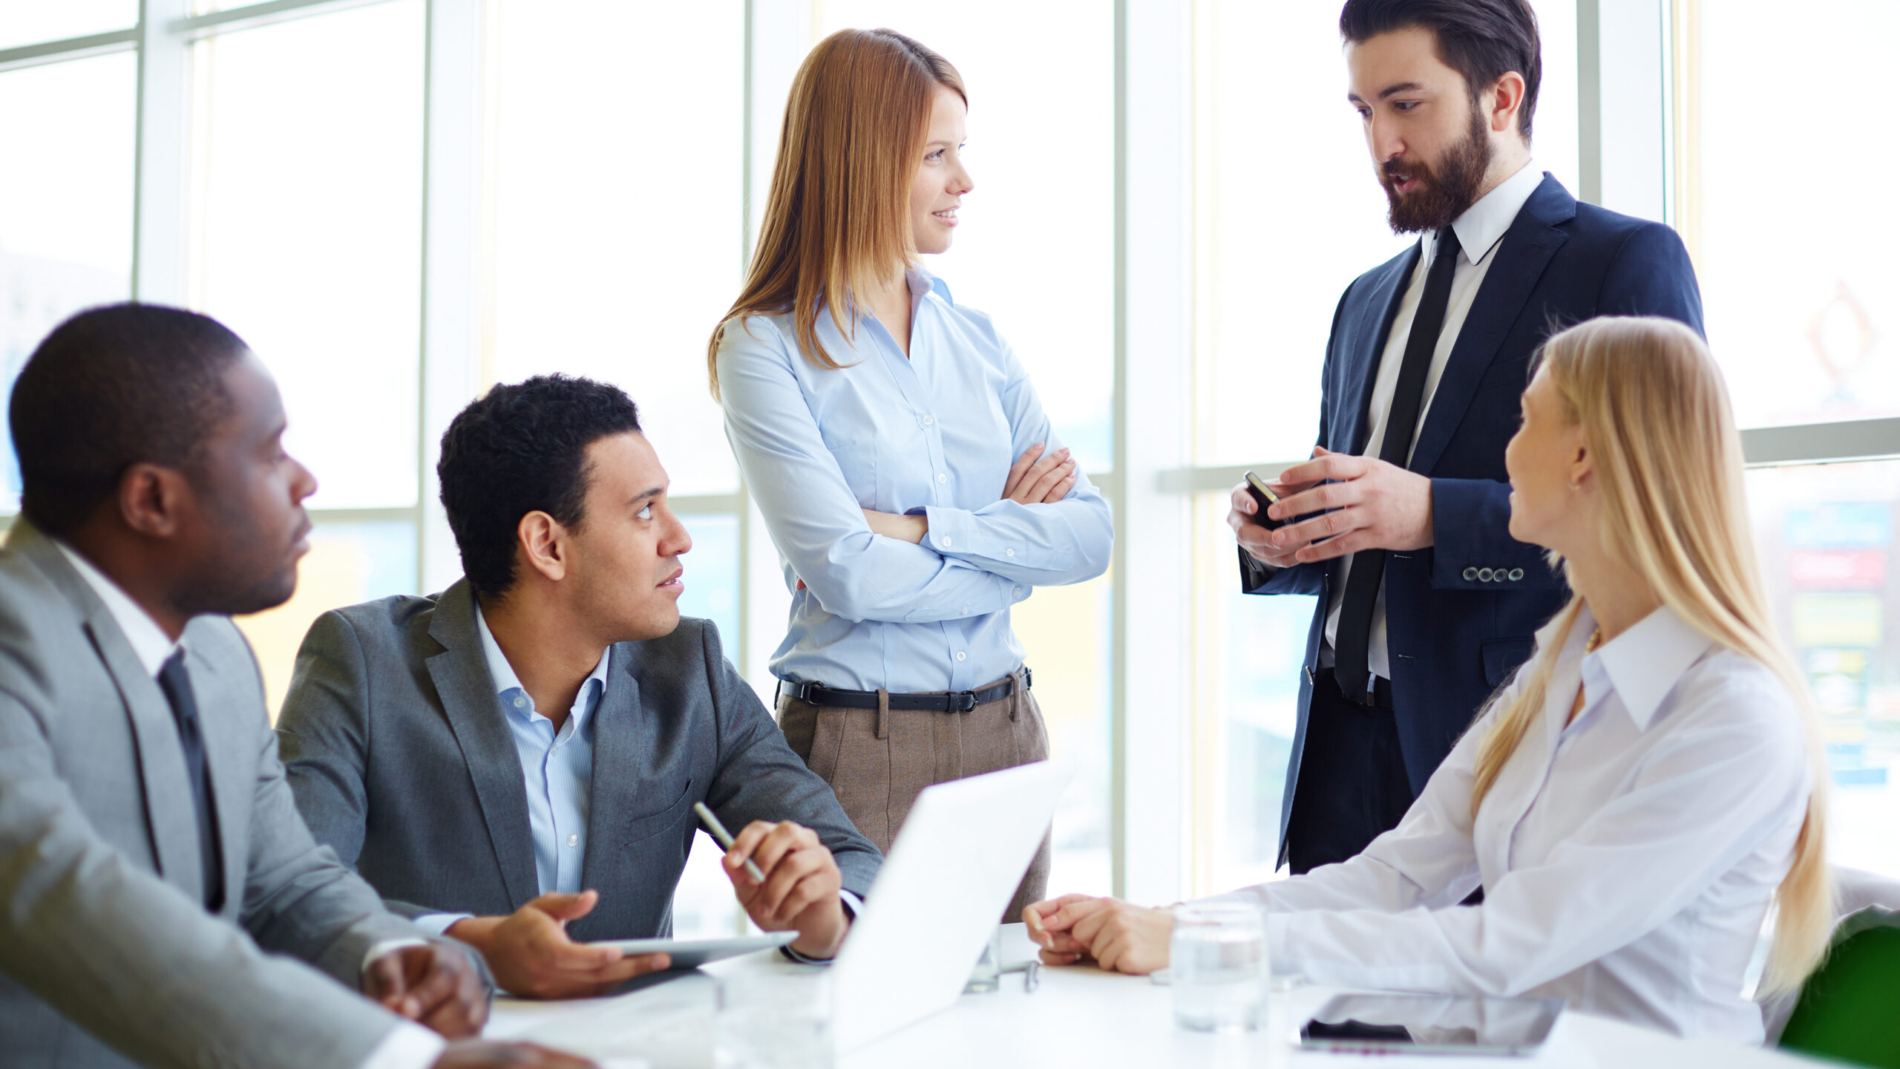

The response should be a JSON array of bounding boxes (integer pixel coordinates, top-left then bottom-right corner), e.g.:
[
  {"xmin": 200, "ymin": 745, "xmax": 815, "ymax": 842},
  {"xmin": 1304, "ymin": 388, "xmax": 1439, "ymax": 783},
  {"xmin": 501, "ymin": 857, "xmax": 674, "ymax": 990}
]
[
  {"xmin": 1170, "ymin": 902, "xmax": 1269, "ymax": 1032},
  {"xmin": 713, "ymin": 969, "xmax": 833, "ymax": 1069}
]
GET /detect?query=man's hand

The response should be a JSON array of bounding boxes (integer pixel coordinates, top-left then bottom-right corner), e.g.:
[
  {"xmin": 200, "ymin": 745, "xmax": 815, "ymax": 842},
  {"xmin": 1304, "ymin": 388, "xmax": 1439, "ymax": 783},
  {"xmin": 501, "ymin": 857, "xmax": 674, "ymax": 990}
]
[
  {"xmin": 723, "ymin": 820, "xmax": 849, "ymax": 959},
  {"xmin": 1003, "ymin": 443, "xmax": 1076, "ymax": 505},
  {"xmin": 364, "ymin": 942, "xmax": 488, "ymax": 1038},
  {"xmin": 1242, "ymin": 447, "xmax": 1433, "ymax": 566},
  {"xmin": 446, "ymin": 891, "xmax": 671, "ymax": 1000},
  {"xmin": 432, "ymin": 1040, "xmax": 598, "ymax": 1068},
  {"xmin": 1228, "ymin": 467, "xmax": 1319, "ymax": 569},
  {"xmin": 1023, "ymin": 894, "xmax": 1173, "ymax": 976}
]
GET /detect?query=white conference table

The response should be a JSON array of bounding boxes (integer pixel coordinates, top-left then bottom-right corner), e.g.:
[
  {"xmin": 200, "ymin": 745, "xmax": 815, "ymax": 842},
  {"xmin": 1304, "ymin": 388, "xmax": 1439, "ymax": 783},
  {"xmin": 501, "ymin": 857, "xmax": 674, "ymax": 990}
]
[{"xmin": 486, "ymin": 925, "xmax": 1814, "ymax": 1069}]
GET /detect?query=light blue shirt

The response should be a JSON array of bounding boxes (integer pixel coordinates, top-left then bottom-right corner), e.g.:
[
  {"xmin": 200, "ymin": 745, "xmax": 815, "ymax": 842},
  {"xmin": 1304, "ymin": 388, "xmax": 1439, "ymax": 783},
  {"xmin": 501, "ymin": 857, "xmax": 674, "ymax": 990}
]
[
  {"xmin": 412, "ymin": 605, "xmax": 610, "ymax": 935},
  {"xmin": 716, "ymin": 267, "xmax": 1114, "ymax": 692}
]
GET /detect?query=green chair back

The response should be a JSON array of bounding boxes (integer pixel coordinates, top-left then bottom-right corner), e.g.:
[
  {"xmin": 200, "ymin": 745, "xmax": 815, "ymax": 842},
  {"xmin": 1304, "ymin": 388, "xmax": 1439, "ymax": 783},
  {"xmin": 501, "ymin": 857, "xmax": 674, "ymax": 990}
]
[{"xmin": 1778, "ymin": 908, "xmax": 1900, "ymax": 1068}]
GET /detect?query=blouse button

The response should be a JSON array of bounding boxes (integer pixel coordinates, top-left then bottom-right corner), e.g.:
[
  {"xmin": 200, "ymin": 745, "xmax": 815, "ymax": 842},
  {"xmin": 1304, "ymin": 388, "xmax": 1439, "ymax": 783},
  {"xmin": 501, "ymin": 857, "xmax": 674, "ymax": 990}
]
[
  {"xmin": 961, "ymin": 606, "xmax": 970, "ymax": 615},
  {"xmin": 937, "ymin": 472, "xmax": 948, "ymax": 484},
  {"xmin": 940, "ymin": 536, "xmax": 953, "ymax": 548},
  {"xmin": 922, "ymin": 414, "xmax": 935, "ymax": 426},
  {"xmin": 1005, "ymin": 548, "xmax": 1016, "ymax": 557},
  {"xmin": 566, "ymin": 834, "xmax": 578, "ymax": 848},
  {"xmin": 955, "ymin": 651, "xmax": 967, "ymax": 662}
]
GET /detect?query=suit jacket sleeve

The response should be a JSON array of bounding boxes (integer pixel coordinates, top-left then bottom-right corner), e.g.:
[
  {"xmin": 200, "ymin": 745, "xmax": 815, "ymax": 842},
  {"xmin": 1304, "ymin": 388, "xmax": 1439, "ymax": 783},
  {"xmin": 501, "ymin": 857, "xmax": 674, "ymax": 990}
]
[
  {"xmin": 0, "ymin": 684, "xmax": 406, "ymax": 1069},
  {"xmin": 697, "ymin": 623, "xmax": 882, "ymax": 898},
  {"xmin": 1431, "ymin": 220, "xmax": 1705, "ymax": 591},
  {"xmin": 277, "ymin": 611, "xmax": 432, "ymax": 920}
]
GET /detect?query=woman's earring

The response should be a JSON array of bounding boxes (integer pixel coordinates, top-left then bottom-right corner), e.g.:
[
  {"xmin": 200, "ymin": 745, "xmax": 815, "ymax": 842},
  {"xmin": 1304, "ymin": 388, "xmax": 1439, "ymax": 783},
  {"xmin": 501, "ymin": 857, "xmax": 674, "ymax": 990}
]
[{"xmin": 1569, "ymin": 481, "xmax": 1581, "ymax": 492}]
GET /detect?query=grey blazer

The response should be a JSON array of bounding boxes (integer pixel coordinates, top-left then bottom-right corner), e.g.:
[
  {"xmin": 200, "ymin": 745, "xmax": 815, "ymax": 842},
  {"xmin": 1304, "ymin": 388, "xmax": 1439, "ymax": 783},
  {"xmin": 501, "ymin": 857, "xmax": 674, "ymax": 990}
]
[
  {"xmin": 276, "ymin": 579, "xmax": 881, "ymax": 940},
  {"xmin": 0, "ymin": 521, "xmax": 432, "ymax": 1069}
]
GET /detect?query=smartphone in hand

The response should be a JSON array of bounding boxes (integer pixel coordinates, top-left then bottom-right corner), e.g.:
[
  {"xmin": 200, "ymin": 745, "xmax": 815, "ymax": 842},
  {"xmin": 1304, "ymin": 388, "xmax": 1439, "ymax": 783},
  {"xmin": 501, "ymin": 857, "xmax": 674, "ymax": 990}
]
[{"xmin": 1243, "ymin": 470, "xmax": 1287, "ymax": 531}]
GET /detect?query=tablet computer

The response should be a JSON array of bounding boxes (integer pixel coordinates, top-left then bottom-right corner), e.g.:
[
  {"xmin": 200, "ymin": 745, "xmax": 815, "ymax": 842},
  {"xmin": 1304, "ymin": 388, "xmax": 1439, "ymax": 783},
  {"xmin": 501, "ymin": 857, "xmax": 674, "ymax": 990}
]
[
  {"xmin": 1297, "ymin": 993, "xmax": 1565, "ymax": 1056},
  {"xmin": 590, "ymin": 931, "xmax": 798, "ymax": 971}
]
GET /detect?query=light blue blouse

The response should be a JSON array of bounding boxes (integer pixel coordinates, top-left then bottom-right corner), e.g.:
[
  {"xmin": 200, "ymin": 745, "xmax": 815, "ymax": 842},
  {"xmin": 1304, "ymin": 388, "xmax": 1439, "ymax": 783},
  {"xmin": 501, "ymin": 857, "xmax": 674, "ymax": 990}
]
[{"xmin": 716, "ymin": 268, "xmax": 1113, "ymax": 693}]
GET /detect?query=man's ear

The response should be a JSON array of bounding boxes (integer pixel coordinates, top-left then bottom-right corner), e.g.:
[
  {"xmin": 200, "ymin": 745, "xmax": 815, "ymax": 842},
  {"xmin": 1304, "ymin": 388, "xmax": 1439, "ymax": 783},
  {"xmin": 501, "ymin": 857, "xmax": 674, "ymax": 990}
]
[
  {"xmin": 117, "ymin": 463, "xmax": 191, "ymax": 539},
  {"xmin": 1487, "ymin": 70, "xmax": 1527, "ymax": 134},
  {"xmin": 516, "ymin": 511, "xmax": 569, "ymax": 583}
]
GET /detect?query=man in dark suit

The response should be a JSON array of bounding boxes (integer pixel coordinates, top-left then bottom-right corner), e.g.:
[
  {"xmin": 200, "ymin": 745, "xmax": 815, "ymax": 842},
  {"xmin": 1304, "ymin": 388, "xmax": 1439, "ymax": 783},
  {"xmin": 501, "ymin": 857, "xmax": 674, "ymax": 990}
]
[
  {"xmin": 1230, "ymin": 0, "xmax": 1703, "ymax": 873},
  {"xmin": 278, "ymin": 375, "xmax": 881, "ymax": 999},
  {"xmin": 0, "ymin": 304, "xmax": 582, "ymax": 1069}
]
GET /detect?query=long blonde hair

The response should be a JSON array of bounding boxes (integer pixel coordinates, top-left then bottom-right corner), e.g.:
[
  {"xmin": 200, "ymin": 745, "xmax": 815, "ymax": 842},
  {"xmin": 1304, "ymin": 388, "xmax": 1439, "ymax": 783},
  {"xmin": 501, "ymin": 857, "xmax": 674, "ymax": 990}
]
[
  {"xmin": 1469, "ymin": 316, "xmax": 1832, "ymax": 999},
  {"xmin": 706, "ymin": 28, "xmax": 965, "ymax": 398}
]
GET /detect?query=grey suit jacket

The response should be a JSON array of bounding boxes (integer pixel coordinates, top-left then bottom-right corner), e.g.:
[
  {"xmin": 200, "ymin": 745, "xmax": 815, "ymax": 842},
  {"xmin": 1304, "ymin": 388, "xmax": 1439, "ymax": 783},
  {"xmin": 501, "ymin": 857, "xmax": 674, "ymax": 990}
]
[
  {"xmin": 277, "ymin": 579, "xmax": 881, "ymax": 940},
  {"xmin": 0, "ymin": 521, "xmax": 433, "ymax": 1069}
]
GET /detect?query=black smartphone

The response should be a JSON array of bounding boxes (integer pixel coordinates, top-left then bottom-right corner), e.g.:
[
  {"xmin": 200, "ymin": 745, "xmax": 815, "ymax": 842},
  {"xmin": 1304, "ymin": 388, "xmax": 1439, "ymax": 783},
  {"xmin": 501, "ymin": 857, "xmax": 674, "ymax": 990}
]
[{"xmin": 1243, "ymin": 470, "xmax": 1286, "ymax": 530}]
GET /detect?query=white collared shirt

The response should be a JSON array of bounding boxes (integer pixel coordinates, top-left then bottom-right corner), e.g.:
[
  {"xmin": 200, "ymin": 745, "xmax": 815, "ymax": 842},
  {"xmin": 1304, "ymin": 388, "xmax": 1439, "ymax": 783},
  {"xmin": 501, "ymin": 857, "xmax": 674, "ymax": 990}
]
[
  {"xmin": 54, "ymin": 539, "xmax": 180, "ymax": 676},
  {"xmin": 1219, "ymin": 604, "xmax": 1812, "ymax": 1042},
  {"xmin": 53, "ymin": 539, "xmax": 446, "ymax": 1069},
  {"xmin": 1323, "ymin": 159, "xmax": 1549, "ymax": 683}
]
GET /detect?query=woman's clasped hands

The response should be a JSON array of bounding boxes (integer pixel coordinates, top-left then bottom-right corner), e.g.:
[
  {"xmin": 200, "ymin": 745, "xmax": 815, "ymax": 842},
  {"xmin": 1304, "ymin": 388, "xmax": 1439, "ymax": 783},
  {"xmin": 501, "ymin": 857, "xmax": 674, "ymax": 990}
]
[{"xmin": 1022, "ymin": 894, "xmax": 1174, "ymax": 975}]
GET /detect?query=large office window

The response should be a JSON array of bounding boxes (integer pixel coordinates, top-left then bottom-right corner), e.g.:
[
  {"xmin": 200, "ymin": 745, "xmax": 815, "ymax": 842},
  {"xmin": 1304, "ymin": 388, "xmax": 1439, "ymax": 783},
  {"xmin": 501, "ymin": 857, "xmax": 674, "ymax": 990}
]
[
  {"xmin": 1677, "ymin": 0, "xmax": 1900, "ymax": 872},
  {"xmin": 0, "ymin": 49, "xmax": 136, "ymax": 508},
  {"xmin": 183, "ymin": 0, "xmax": 428, "ymax": 712},
  {"xmin": 1679, "ymin": 0, "xmax": 1900, "ymax": 429}
]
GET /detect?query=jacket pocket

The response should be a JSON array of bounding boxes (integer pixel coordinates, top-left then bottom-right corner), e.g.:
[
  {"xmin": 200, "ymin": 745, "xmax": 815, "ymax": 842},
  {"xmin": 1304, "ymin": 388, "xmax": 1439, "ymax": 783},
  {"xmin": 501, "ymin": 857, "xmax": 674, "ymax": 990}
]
[
  {"xmin": 624, "ymin": 777, "xmax": 696, "ymax": 845},
  {"xmin": 1481, "ymin": 638, "xmax": 1535, "ymax": 688}
]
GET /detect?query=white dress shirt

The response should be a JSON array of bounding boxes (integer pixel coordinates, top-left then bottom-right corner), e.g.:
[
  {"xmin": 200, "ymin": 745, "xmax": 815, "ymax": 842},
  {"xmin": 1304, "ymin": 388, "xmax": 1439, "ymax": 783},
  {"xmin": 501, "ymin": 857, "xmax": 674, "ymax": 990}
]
[
  {"xmin": 1218, "ymin": 603, "xmax": 1811, "ymax": 1042},
  {"xmin": 53, "ymin": 540, "xmax": 446, "ymax": 1069},
  {"xmin": 1323, "ymin": 159, "xmax": 1548, "ymax": 683}
]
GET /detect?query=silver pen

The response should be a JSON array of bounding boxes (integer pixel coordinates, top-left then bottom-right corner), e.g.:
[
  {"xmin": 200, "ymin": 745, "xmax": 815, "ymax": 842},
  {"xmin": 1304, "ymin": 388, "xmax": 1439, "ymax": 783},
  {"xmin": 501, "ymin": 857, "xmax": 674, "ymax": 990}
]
[{"xmin": 693, "ymin": 802, "xmax": 766, "ymax": 882}]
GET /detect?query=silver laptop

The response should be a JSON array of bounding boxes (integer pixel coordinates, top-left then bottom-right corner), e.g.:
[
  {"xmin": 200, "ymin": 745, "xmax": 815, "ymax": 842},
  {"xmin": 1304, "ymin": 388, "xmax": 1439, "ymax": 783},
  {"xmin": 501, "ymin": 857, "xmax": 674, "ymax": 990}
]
[{"xmin": 830, "ymin": 759, "xmax": 1071, "ymax": 1054}]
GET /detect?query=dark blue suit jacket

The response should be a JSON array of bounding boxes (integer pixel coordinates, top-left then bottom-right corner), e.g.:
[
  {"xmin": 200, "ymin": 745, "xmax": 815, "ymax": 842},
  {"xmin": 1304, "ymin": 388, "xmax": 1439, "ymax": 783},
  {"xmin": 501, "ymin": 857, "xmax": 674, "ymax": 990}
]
[{"xmin": 1241, "ymin": 175, "xmax": 1703, "ymax": 861}]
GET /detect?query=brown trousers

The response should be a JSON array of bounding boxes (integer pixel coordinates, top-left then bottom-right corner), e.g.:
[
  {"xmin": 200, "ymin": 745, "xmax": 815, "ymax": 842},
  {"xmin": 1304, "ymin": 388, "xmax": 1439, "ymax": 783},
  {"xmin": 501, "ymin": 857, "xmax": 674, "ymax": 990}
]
[{"xmin": 777, "ymin": 671, "xmax": 1052, "ymax": 922}]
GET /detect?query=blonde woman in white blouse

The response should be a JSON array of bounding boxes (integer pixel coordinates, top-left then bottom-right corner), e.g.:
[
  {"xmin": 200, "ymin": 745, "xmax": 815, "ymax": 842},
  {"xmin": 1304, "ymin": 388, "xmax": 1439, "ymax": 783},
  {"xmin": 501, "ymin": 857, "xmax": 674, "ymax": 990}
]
[{"xmin": 1026, "ymin": 316, "xmax": 1834, "ymax": 1042}]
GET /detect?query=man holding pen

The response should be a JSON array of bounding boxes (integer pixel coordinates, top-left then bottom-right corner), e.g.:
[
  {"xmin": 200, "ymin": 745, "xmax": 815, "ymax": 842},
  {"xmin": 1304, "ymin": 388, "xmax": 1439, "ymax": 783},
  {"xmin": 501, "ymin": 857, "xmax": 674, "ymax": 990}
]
[{"xmin": 277, "ymin": 375, "xmax": 881, "ymax": 997}]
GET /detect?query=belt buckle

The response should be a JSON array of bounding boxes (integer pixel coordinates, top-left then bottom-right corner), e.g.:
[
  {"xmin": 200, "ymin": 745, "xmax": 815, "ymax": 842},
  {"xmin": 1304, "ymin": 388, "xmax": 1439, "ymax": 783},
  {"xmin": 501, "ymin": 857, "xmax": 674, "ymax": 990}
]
[
  {"xmin": 1022, "ymin": 666, "xmax": 1033, "ymax": 691},
  {"xmin": 951, "ymin": 691, "xmax": 978, "ymax": 713}
]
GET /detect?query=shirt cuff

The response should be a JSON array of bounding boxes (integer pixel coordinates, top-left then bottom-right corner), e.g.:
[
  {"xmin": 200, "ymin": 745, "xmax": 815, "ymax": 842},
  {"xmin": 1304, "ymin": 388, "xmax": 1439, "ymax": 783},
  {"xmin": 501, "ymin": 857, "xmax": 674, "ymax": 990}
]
[
  {"xmin": 356, "ymin": 1020, "xmax": 446, "ymax": 1069},
  {"xmin": 922, "ymin": 505, "xmax": 986, "ymax": 559},
  {"xmin": 778, "ymin": 889, "xmax": 860, "ymax": 964},
  {"xmin": 412, "ymin": 912, "xmax": 475, "ymax": 938},
  {"xmin": 361, "ymin": 937, "xmax": 430, "ymax": 977}
]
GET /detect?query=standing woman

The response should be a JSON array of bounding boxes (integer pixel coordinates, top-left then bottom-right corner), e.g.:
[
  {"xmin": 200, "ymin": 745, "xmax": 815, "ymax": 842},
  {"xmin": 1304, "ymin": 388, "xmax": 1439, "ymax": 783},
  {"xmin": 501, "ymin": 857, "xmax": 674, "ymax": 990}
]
[{"xmin": 709, "ymin": 28, "xmax": 1111, "ymax": 918}]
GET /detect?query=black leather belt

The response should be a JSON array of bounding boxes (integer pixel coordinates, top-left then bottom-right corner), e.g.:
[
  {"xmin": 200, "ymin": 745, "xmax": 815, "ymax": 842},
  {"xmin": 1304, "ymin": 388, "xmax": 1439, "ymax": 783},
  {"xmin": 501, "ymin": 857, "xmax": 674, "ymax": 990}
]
[{"xmin": 777, "ymin": 668, "xmax": 1031, "ymax": 714}]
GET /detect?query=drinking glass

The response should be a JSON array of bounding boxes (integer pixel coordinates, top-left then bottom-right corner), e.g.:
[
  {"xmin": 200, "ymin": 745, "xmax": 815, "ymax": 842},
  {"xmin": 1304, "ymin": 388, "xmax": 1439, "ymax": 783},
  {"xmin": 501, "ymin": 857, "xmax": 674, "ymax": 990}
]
[
  {"xmin": 965, "ymin": 924, "xmax": 1003, "ymax": 993},
  {"xmin": 1170, "ymin": 902, "xmax": 1269, "ymax": 1032}
]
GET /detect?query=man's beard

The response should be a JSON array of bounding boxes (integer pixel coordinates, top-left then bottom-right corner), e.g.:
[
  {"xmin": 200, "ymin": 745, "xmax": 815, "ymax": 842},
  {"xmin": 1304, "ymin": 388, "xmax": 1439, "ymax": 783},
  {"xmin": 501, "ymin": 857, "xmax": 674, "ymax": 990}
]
[{"xmin": 1380, "ymin": 107, "xmax": 1493, "ymax": 234}]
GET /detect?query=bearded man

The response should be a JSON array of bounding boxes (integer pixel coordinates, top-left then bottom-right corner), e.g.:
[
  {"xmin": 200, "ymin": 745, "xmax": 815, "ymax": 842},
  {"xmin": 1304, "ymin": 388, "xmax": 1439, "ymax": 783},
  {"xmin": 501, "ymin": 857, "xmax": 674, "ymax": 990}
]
[{"xmin": 1227, "ymin": 0, "xmax": 1704, "ymax": 873}]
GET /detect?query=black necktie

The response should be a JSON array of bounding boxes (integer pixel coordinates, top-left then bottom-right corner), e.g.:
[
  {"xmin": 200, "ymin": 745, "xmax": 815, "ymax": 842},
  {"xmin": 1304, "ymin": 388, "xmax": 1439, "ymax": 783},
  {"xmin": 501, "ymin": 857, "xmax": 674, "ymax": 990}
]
[
  {"xmin": 1334, "ymin": 227, "xmax": 1463, "ymax": 702},
  {"xmin": 157, "ymin": 651, "xmax": 225, "ymax": 912}
]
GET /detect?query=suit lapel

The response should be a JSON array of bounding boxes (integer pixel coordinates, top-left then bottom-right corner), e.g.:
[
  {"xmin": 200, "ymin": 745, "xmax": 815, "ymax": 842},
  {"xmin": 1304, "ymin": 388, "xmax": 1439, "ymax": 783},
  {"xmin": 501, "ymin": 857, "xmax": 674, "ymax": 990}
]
[
  {"xmin": 1340, "ymin": 243, "xmax": 1423, "ymax": 456},
  {"xmin": 576, "ymin": 654, "xmax": 643, "ymax": 897},
  {"xmin": 9, "ymin": 523, "xmax": 204, "ymax": 900},
  {"xmin": 425, "ymin": 580, "xmax": 540, "ymax": 909},
  {"xmin": 1408, "ymin": 176, "xmax": 1575, "ymax": 476},
  {"xmin": 183, "ymin": 631, "xmax": 248, "ymax": 918}
]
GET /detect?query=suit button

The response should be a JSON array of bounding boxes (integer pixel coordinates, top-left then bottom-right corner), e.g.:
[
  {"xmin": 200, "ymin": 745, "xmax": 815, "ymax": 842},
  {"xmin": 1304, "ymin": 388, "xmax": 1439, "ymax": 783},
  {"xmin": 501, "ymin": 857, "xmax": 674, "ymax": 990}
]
[
  {"xmin": 1463, "ymin": 567, "xmax": 1478, "ymax": 581},
  {"xmin": 1478, "ymin": 568, "xmax": 1494, "ymax": 581},
  {"xmin": 1508, "ymin": 568, "xmax": 1524, "ymax": 581}
]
